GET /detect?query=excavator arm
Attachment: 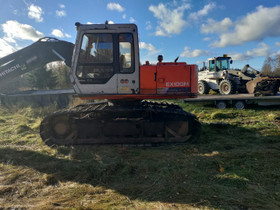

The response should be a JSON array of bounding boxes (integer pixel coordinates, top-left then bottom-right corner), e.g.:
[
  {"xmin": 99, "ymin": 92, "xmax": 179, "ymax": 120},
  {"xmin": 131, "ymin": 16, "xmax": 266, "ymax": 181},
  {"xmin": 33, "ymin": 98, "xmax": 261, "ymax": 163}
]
[{"xmin": 0, "ymin": 37, "xmax": 74, "ymax": 89}]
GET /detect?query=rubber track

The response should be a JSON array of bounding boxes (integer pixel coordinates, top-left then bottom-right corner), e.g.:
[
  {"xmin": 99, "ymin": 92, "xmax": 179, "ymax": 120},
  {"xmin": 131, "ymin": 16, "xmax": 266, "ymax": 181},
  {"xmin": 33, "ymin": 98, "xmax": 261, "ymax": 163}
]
[{"xmin": 40, "ymin": 101, "xmax": 201, "ymax": 146}]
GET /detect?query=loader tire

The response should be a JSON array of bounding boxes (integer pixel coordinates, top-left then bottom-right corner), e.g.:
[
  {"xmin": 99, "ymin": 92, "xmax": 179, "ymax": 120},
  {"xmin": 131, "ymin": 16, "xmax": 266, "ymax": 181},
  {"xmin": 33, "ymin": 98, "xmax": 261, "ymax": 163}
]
[
  {"xmin": 198, "ymin": 80, "xmax": 210, "ymax": 94},
  {"xmin": 219, "ymin": 79, "xmax": 236, "ymax": 95}
]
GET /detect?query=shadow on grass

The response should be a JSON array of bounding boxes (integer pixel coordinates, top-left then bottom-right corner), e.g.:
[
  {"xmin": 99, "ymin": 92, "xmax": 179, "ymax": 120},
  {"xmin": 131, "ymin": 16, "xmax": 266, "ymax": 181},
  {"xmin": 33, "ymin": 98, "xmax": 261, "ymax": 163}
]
[{"xmin": 0, "ymin": 122, "xmax": 279, "ymax": 209}]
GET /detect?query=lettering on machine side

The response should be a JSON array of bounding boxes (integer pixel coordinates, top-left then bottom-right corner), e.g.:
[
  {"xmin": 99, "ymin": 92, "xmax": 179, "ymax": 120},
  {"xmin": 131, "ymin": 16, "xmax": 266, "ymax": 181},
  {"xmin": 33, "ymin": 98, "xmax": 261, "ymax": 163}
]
[
  {"xmin": 166, "ymin": 81, "xmax": 189, "ymax": 87},
  {"xmin": 0, "ymin": 64, "xmax": 21, "ymax": 78}
]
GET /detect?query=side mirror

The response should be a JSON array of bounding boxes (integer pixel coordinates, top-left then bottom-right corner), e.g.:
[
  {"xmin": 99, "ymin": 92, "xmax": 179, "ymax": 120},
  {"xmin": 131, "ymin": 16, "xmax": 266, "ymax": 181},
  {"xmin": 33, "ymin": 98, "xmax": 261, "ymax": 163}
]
[{"xmin": 230, "ymin": 60, "xmax": 233, "ymax": 64}]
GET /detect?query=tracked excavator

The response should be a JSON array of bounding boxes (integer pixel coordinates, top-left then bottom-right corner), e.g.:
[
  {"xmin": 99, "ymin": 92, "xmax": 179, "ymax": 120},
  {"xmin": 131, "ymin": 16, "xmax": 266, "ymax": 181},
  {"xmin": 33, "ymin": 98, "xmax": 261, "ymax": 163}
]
[{"xmin": 38, "ymin": 22, "xmax": 201, "ymax": 146}]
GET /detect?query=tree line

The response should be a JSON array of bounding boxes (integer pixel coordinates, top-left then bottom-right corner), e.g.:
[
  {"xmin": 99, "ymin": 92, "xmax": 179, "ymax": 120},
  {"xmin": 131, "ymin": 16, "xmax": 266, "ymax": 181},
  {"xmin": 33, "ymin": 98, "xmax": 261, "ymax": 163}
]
[
  {"xmin": 261, "ymin": 54, "xmax": 280, "ymax": 77},
  {"xmin": 0, "ymin": 61, "xmax": 71, "ymax": 93}
]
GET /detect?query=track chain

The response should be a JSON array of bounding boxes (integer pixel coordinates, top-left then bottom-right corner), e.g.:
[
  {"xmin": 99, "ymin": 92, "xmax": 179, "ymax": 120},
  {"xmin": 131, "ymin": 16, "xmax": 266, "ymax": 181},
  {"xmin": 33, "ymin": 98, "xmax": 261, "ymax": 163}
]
[{"xmin": 40, "ymin": 100, "xmax": 201, "ymax": 146}]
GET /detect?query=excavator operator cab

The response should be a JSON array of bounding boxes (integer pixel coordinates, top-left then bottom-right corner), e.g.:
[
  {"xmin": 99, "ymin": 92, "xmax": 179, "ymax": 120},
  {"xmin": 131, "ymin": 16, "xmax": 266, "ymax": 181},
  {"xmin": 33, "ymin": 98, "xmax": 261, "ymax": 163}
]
[
  {"xmin": 71, "ymin": 23, "xmax": 140, "ymax": 96},
  {"xmin": 208, "ymin": 55, "xmax": 232, "ymax": 72}
]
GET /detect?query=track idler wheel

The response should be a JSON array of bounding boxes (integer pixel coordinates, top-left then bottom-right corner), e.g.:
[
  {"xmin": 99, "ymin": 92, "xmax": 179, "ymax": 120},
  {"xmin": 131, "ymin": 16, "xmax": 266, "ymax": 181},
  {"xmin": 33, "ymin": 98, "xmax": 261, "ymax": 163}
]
[{"xmin": 40, "ymin": 113, "xmax": 77, "ymax": 146}]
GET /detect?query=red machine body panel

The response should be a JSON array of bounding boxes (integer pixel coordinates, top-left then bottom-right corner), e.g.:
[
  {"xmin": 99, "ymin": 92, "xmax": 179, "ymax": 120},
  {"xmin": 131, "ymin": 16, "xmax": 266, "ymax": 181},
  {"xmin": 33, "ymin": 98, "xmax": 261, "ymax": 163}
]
[
  {"xmin": 140, "ymin": 62, "xmax": 198, "ymax": 96},
  {"xmin": 81, "ymin": 61, "xmax": 198, "ymax": 100},
  {"xmin": 139, "ymin": 64, "xmax": 157, "ymax": 94}
]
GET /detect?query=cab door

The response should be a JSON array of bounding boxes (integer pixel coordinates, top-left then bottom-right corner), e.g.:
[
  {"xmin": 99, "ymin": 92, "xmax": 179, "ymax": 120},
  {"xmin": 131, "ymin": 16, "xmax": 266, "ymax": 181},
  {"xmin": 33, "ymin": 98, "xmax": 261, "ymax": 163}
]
[
  {"xmin": 73, "ymin": 32, "xmax": 118, "ymax": 94},
  {"xmin": 117, "ymin": 32, "xmax": 140, "ymax": 95}
]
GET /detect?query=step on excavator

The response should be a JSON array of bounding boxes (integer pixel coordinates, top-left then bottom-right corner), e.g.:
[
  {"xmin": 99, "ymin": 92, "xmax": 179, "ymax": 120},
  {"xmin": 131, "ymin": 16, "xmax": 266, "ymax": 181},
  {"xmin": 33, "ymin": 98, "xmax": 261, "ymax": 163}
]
[{"xmin": 38, "ymin": 22, "xmax": 201, "ymax": 146}]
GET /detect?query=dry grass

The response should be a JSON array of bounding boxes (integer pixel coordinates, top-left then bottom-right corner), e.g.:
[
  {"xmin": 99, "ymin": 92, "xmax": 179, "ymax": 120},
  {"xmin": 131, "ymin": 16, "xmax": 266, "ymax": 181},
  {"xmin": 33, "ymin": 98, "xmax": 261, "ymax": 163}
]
[{"xmin": 0, "ymin": 102, "xmax": 279, "ymax": 209}]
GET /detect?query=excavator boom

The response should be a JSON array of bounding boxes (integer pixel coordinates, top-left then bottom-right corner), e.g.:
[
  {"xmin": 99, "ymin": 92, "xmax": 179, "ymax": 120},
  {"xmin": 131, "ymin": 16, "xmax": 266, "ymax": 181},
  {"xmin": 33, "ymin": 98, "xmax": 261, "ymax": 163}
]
[{"xmin": 0, "ymin": 37, "xmax": 74, "ymax": 89}]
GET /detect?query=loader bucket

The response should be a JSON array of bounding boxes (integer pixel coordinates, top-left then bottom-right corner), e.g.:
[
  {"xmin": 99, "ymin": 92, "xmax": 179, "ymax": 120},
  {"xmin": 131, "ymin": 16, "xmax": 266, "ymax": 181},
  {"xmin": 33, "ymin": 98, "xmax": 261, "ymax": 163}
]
[{"xmin": 246, "ymin": 77, "xmax": 270, "ymax": 94}]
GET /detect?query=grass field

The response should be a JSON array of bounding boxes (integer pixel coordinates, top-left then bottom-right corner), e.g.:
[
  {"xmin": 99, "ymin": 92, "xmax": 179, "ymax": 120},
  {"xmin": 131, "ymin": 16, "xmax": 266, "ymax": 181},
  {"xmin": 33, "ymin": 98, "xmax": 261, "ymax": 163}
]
[{"xmin": 0, "ymin": 101, "xmax": 279, "ymax": 209}]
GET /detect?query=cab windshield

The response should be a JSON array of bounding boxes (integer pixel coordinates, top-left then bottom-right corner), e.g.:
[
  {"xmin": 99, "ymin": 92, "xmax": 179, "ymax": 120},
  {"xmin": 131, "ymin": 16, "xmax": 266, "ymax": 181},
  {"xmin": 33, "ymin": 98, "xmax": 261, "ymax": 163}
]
[
  {"xmin": 209, "ymin": 58, "xmax": 230, "ymax": 71},
  {"xmin": 76, "ymin": 33, "xmax": 135, "ymax": 84},
  {"xmin": 76, "ymin": 33, "xmax": 114, "ymax": 84}
]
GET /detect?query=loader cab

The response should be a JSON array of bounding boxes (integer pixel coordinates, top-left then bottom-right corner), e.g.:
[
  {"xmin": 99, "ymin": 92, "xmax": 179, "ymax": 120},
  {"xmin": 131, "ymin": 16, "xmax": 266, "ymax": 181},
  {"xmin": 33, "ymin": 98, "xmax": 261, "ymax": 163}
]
[
  {"xmin": 208, "ymin": 55, "xmax": 232, "ymax": 72},
  {"xmin": 71, "ymin": 23, "xmax": 140, "ymax": 96}
]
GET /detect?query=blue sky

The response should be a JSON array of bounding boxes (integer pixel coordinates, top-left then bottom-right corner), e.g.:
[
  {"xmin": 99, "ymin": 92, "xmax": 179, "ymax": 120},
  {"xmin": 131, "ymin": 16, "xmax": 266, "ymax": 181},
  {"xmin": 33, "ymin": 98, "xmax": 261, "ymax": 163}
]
[{"xmin": 0, "ymin": 0, "xmax": 280, "ymax": 70}]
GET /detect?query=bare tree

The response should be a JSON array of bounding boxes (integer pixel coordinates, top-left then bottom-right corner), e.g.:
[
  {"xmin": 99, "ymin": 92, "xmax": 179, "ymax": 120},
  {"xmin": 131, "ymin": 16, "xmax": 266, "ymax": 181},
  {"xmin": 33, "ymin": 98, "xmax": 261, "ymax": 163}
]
[
  {"xmin": 273, "ymin": 55, "xmax": 280, "ymax": 77},
  {"xmin": 261, "ymin": 56, "xmax": 273, "ymax": 76}
]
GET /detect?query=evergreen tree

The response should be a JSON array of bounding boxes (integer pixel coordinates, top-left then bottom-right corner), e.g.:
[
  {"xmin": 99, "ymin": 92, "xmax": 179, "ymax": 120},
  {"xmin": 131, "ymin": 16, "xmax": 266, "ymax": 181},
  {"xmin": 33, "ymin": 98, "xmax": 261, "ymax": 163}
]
[
  {"xmin": 49, "ymin": 62, "xmax": 72, "ymax": 89},
  {"xmin": 27, "ymin": 66, "xmax": 57, "ymax": 89}
]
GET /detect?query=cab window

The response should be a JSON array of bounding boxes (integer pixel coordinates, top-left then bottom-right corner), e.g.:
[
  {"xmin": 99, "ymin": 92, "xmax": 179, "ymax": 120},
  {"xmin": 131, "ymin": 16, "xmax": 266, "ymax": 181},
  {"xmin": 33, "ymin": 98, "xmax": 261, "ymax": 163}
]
[
  {"xmin": 119, "ymin": 33, "xmax": 134, "ymax": 73},
  {"xmin": 77, "ymin": 33, "xmax": 114, "ymax": 84},
  {"xmin": 79, "ymin": 34, "xmax": 113, "ymax": 63},
  {"xmin": 220, "ymin": 59, "xmax": 229, "ymax": 70},
  {"xmin": 209, "ymin": 60, "xmax": 215, "ymax": 72}
]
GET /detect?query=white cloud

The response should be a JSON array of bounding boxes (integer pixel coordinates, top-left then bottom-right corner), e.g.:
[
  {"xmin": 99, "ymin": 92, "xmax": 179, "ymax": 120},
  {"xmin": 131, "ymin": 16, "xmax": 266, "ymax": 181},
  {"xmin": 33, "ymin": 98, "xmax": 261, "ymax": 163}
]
[
  {"xmin": 275, "ymin": 42, "xmax": 280, "ymax": 47},
  {"xmin": 0, "ymin": 20, "xmax": 45, "ymax": 58},
  {"xmin": 56, "ymin": 10, "xmax": 66, "ymax": 17},
  {"xmin": 0, "ymin": 38, "xmax": 16, "ymax": 58},
  {"xmin": 28, "ymin": 4, "xmax": 44, "ymax": 22},
  {"xmin": 56, "ymin": 4, "xmax": 66, "ymax": 17},
  {"xmin": 201, "ymin": 18, "xmax": 233, "ymax": 34},
  {"xmin": 51, "ymin": 29, "xmax": 64, "ymax": 38},
  {"xmin": 146, "ymin": 21, "xmax": 152, "ymax": 30},
  {"xmin": 246, "ymin": 43, "xmax": 270, "ymax": 57},
  {"xmin": 129, "ymin": 17, "xmax": 136, "ymax": 23},
  {"xmin": 229, "ymin": 43, "xmax": 270, "ymax": 61},
  {"xmin": 3, "ymin": 36, "xmax": 16, "ymax": 44},
  {"xmin": 65, "ymin": 33, "xmax": 71, "ymax": 38},
  {"xmin": 149, "ymin": 2, "xmax": 190, "ymax": 36},
  {"xmin": 122, "ymin": 14, "xmax": 126, "ymax": 19},
  {"xmin": 107, "ymin": 3, "xmax": 124, "ymax": 12},
  {"xmin": 139, "ymin": 42, "xmax": 160, "ymax": 55},
  {"xmin": 180, "ymin": 46, "xmax": 210, "ymax": 58},
  {"xmin": 51, "ymin": 29, "xmax": 71, "ymax": 38},
  {"xmin": 203, "ymin": 37, "xmax": 211, "ymax": 41},
  {"xmin": 189, "ymin": 2, "xmax": 216, "ymax": 20},
  {"xmin": 2, "ymin": 20, "xmax": 44, "ymax": 42},
  {"xmin": 229, "ymin": 53, "xmax": 251, "ymax": 61},
  {"xmin": 214, "ymin": 5, "xmax": 280, "ymax": 47},
  {"xmin": 13, "ymin": 10, "xmax": 19, "ymax": 15}
]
